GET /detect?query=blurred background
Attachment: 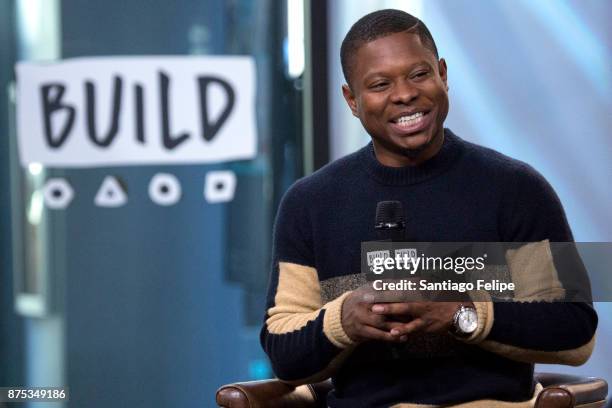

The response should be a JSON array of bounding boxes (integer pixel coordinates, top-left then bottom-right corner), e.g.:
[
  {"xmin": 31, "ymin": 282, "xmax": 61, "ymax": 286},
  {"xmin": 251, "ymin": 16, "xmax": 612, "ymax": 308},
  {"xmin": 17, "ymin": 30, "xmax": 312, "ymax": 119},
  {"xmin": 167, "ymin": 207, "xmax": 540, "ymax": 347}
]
[{"xmin": 0, "ymin": 0, "xmax": 610, "ymax": 407}]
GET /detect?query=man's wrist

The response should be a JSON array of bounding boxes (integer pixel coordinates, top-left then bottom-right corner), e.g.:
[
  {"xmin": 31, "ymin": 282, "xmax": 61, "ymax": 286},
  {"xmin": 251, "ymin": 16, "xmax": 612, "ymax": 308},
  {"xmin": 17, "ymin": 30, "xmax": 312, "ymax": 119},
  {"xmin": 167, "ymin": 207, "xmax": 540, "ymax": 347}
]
[
  {"xmin": 459, "ymin": 291, "xmax": 495, "ymax": 343},
  {"xmin": 323, "ymin": 292, "xmax": 355, "ymax": 348}
]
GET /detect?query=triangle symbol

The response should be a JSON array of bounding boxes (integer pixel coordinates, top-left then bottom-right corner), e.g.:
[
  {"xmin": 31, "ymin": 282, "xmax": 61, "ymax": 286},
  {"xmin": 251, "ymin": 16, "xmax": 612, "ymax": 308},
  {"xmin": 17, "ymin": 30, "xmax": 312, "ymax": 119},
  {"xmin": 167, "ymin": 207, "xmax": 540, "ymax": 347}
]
[{"xmin": 94, "ymin": 176, "xmax": 128, "ymax": 207}]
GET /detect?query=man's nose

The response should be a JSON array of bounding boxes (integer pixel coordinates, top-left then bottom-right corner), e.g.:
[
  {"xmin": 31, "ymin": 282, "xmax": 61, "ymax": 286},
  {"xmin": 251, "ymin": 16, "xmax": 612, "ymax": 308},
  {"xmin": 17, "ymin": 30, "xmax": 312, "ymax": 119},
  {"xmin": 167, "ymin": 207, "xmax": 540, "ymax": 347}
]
[{"xmin": 390, "ymin": 80, "xmax": 418, "ymax": 104}]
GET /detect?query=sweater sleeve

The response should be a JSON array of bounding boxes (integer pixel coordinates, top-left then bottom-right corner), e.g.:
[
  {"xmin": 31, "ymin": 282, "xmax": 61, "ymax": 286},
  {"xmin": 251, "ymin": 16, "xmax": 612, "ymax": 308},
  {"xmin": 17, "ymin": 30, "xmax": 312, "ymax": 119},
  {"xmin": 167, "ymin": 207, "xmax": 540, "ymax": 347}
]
[
  {"xmin": 466, "ymin": 164, "xmax": 598, "ymax": 365},
  {"xmin": 260, "ymin": 182, "xmax": 355, "ymax": 385}
]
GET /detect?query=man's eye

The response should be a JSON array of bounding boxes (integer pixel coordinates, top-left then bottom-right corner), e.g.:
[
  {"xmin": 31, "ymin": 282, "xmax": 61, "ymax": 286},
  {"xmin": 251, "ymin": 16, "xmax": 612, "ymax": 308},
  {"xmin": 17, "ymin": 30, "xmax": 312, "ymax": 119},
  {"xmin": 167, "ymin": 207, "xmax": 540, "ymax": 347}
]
[
  {"xmin": 413, "ymin": 71, "xmax": 429, "ymax": 79},
  {"xmin": 370, "ymin": 82, "xmax": 388, "ymax": 89}
]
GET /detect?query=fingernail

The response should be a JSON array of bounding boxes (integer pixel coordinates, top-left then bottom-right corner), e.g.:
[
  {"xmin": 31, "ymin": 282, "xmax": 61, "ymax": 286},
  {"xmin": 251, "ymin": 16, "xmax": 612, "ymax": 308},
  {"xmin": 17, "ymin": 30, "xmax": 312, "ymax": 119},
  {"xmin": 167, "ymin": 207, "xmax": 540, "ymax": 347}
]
[
  {"xmin": 372, "ymin": 305, "xmax": 384, "ymax": 313},
  {"xmin": 400, "ymin": 335, "xmax": 408, "ymax": 342},
  {"xmin": 391, "ymin": 329, "xmax": 399, "ymax": 336}
]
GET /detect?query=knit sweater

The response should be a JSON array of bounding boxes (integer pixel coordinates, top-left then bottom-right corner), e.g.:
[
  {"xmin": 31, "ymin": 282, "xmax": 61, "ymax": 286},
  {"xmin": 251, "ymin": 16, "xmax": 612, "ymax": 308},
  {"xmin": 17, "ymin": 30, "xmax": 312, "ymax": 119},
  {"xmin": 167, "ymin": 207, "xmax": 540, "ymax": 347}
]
[{"xmin": 260, "ymin": 129, "xmax": 597, "ymax": 408}]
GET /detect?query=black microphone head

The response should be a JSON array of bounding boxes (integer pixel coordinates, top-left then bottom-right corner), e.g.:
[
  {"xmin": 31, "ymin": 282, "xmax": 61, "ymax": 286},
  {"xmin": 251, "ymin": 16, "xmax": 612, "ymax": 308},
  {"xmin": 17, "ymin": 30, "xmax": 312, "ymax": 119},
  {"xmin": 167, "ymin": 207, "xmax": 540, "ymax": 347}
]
[{"xmin": 375, "ymin": 201, "xmax": 405, "ymax": 230}]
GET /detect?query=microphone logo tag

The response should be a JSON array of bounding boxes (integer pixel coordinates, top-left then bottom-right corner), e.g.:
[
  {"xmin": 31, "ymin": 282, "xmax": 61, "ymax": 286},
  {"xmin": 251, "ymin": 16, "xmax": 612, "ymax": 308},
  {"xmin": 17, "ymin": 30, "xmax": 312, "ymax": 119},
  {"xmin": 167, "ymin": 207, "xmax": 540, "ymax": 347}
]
[{"xmin": 367, "ymin": 250, "xmax": 390, "ymax": 274}]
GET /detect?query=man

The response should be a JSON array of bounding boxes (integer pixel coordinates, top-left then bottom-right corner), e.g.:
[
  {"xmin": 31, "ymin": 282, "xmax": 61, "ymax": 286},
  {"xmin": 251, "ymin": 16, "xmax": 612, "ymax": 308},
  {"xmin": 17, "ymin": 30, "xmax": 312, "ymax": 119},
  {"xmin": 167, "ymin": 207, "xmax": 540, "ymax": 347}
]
[{"xmin": 260, "ymin": 9, "xmax": 597, "ymax": 408}]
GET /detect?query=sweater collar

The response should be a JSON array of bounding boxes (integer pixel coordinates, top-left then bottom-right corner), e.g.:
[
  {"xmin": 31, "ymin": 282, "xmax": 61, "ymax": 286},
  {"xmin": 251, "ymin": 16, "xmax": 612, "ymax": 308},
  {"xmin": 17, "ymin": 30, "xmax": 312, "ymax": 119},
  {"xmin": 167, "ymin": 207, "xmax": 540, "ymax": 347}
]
[{"xmin": 359, "ymin": 128, "xmax": 465, "ymax": 186}]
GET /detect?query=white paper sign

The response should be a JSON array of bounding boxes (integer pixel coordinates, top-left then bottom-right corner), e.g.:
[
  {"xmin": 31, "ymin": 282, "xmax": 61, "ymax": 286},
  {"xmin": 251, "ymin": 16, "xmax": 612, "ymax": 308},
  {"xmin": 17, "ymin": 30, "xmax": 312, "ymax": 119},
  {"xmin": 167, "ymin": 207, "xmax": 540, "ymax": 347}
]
[{"xmin": 16, "ymin": 56, "xmax": 257, "ymax": 167}]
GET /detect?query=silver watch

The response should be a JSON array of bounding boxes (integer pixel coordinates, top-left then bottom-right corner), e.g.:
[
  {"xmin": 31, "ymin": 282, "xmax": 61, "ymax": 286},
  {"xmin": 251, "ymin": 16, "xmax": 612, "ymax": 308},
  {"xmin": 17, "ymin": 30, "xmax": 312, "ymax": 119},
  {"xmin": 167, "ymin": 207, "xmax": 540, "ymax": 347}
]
[{"xmin": 451, "ymin": 305, "xmax": 478, "ymax": 337}]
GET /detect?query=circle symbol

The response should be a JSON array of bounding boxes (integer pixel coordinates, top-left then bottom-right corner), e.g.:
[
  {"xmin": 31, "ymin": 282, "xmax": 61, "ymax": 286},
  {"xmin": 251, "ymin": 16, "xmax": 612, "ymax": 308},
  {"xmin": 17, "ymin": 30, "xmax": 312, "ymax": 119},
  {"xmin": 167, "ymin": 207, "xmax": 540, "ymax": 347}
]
[
  {"xmin": 42, "ymin": 178, "xmax": 74, "ymax": 209},
  {"xmin": 149, "ymin": 173, "xmax": 182, "ymax": 206}
]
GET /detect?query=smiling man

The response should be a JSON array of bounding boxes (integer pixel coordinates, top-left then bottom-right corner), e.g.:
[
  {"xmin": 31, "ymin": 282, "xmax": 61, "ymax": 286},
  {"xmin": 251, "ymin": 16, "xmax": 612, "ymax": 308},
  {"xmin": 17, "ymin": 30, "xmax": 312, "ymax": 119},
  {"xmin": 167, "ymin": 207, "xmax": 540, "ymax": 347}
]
[{"xmin": 260, "ymin": 9, "xmax": 597, "ymax": 408}]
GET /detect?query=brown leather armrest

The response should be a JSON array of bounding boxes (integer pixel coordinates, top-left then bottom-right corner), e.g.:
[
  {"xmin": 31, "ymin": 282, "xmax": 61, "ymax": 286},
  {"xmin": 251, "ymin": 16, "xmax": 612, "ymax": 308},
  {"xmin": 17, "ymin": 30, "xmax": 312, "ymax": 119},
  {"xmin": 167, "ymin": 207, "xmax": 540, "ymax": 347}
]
[
  {"xmin": 215, "ymin": 379, "xmax": 332, "ymax": 408},
  {"xmin": 216, "ymin": 374, "xmax": 607, "ymax": 408},
  {"xmin": 534, "ymin": 372, "xmax": 608, "ymax": 408}
]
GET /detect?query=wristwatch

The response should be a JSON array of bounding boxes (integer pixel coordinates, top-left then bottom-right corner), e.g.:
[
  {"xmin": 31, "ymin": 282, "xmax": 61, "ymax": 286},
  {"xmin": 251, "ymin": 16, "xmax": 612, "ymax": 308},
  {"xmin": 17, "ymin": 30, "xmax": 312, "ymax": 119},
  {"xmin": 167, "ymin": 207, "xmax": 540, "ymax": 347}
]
[{"xmin": 451, "ymin": 305, "xmax": 478, "ymax": 337}]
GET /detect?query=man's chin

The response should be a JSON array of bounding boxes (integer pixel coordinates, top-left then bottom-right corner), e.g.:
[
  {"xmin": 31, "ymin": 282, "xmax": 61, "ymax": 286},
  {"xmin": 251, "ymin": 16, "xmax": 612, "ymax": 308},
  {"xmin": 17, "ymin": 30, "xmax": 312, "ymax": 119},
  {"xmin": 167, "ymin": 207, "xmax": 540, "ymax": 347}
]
[
  {"xmin": 395, "ymin": 134, "xmax": 433, "ymax": 156},
  {"xmin": 399, "ymin": 146, "xmax": 426, "ymax": 158}
]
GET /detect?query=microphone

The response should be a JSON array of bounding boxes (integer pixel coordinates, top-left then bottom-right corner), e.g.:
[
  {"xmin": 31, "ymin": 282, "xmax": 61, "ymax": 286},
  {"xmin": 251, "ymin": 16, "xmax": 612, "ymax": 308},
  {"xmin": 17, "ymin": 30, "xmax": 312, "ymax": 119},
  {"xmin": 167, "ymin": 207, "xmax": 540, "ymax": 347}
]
[
  {"xmin": 374, "ymin": 200, "xmax": 406, "ymax": 281},
  {"xmin": 375, "ymin": 201, "xmax": 405, "ymax": 242}
]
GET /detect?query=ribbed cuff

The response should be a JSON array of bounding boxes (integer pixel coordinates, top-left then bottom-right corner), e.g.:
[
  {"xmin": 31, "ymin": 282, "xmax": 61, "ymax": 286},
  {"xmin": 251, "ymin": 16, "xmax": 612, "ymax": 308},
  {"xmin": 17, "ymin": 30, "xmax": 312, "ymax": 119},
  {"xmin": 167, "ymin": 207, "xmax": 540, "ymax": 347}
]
[
  {"xmin": 462, "ymin": 291, "xmax": 494, "ymax": 344},
  {"xmin": 323, "ymin": 291, "xmax": 355, "ymax": 348}
]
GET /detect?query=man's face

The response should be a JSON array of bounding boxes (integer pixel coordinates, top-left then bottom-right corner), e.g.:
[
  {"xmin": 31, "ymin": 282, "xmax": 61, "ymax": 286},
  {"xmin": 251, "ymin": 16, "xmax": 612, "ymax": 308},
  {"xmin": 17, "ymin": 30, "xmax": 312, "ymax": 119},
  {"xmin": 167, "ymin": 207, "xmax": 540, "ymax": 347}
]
[{"xmin": 342, "ymin": 31, "xmax": 449, "ymax": 166}]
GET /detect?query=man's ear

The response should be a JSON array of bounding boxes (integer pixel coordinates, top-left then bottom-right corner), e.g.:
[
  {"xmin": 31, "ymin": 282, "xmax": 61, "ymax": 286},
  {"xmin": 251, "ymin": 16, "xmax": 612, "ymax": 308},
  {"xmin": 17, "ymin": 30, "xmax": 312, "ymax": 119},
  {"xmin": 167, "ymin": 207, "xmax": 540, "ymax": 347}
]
[
  {"xmin": 342, "ymin": 84, "xmax": 359, "ymax": 118},
  {"xmin": 439, "ymin": 58, "xmax": 449, "ymax": 91}
]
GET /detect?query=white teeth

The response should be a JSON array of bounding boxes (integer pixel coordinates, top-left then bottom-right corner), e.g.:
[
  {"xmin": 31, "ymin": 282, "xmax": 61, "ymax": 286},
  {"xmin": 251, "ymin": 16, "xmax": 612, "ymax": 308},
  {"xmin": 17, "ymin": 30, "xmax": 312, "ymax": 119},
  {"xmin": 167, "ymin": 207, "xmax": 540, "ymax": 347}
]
[{"xmin": 396, "ymin": 112, "xmax": 424, "ymax": 125}]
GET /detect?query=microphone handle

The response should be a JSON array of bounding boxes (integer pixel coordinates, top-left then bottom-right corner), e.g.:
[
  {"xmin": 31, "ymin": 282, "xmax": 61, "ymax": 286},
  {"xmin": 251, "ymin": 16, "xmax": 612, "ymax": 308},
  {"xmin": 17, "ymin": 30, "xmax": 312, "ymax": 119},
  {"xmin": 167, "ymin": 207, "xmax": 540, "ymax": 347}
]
[
  {"xmin": 375, "ymin": 228, "xmax": 405, "ymax": 242},
  {"xmin": 374, "ymin": 227, "xmax": 406, "ymax": 359}
]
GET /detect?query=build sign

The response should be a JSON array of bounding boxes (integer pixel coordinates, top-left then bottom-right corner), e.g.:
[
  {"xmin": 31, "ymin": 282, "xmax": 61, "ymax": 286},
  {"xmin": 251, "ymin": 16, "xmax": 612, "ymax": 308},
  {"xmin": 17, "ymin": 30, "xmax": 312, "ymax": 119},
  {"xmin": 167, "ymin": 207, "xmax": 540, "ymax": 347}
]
[{"xmin": 16, "ymin": 56, "xmax": 257, "ymax": 167}]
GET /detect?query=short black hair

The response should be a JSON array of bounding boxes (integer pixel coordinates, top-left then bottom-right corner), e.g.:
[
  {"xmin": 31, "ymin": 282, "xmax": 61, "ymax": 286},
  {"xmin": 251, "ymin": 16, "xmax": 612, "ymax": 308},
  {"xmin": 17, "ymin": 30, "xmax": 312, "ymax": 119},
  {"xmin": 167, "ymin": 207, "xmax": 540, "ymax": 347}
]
[{"xmin": 340, "ymin": 9, "xmax": 439, "ymax": 87}]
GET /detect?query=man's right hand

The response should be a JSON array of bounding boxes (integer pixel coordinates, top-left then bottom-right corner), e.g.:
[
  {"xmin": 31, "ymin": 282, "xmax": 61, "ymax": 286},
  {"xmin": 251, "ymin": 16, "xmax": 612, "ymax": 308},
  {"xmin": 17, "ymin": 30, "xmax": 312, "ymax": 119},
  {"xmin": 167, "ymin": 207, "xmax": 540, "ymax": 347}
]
[{"xmin": 341, "ymin": 287, "xmax": 409, "ymax": 343}]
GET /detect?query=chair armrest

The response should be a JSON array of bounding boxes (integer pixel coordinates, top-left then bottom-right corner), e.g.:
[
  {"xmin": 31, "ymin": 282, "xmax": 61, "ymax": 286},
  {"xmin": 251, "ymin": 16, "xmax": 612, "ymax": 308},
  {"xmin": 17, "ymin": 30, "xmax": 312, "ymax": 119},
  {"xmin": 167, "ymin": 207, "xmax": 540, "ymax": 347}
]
[
  {"xmin": 215, "ymin": 379, "xmax": 333, "ymax": 408},
  {"xmin": 216, "ymin": 374, "xmax": 608, "ymax": 407},
  {"xmin": 534, "ymin": 372, "xmax": 608, "ymax": 408}
]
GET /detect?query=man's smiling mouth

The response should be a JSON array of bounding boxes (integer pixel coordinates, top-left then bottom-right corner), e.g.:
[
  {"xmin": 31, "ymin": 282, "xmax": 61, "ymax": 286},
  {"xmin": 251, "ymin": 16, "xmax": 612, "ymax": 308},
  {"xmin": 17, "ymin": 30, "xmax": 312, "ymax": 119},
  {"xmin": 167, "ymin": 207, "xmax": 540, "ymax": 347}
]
[
  {"xmin": 395, "ymin": 112, "xmax": 424, "ymax": 126},
  {"xmin": 390, "ymin": 111, "xmax": 431, "ymax": 133}
]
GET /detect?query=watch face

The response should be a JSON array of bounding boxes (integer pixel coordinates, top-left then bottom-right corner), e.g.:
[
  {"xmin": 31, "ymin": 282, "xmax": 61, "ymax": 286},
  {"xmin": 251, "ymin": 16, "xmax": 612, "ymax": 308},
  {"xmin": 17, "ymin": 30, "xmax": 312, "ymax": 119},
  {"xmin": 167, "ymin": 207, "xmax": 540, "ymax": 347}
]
[{"xmin": 458, "ymin": 308, "xmax": 478, "ymax": 334}]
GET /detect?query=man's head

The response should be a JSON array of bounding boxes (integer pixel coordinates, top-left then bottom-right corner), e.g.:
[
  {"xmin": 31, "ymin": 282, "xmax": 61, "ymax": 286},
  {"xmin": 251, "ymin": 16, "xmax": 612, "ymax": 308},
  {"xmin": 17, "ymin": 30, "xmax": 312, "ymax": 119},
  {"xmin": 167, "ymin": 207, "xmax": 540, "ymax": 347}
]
[
  {"xmin": 340, "ymin": 9, "xmax": 449, "ymax": 166},
  {"xmin": 341, "ymin": 9, "xmax": 439, "ymax": 87}
]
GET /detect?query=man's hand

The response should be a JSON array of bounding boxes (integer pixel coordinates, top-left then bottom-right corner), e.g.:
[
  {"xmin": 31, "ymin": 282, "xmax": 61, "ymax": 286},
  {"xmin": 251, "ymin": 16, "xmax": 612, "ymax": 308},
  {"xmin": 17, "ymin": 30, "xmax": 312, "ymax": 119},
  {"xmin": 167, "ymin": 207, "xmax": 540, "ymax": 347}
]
[
  {"xmin": 341, "ymin": 288, "xmax": 410, "ymax": 343},
  {"xmin": 371, "ymin": 301, "xmax": 474, "ymax": 337}
]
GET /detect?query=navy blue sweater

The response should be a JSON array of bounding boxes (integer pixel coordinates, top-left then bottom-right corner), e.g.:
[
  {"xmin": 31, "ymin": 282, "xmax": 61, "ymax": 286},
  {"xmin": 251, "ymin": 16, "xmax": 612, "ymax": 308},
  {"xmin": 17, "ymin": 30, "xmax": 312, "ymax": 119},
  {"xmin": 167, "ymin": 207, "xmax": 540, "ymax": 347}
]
[{"xmin": 260, "ymin": 129, "xmax": 597, "ymax": 408}]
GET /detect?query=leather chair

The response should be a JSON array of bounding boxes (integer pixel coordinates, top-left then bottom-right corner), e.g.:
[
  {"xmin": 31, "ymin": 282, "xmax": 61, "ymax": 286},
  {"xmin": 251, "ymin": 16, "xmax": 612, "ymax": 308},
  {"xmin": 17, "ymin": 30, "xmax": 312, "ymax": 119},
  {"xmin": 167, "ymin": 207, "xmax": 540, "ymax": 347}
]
[{"xmin": 216, "ymin": 372, "xmax": 608, "ymax": 408}]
